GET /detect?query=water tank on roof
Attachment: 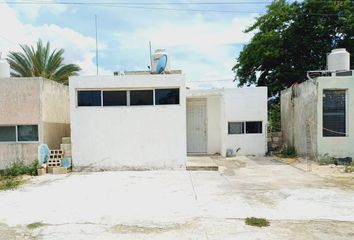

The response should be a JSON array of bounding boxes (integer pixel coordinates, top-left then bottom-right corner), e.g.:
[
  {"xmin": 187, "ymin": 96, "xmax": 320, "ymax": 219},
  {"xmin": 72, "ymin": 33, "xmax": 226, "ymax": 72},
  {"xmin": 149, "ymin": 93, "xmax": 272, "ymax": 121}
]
[
  {"xmin": 327, "ymin": 48, "xmax": 350, "ymax": 71},
  {"xmin": 151, "ymin": 49, "xmax": 171, "ymax": 74},
  {"xmin": 0, "ymin": 53, "xmax": 10, "ymax": 78}
]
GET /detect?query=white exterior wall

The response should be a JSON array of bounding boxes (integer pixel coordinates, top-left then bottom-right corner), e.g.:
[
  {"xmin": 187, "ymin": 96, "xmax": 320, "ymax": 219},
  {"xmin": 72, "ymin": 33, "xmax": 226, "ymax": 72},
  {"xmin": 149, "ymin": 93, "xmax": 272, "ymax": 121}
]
[
  {"xmin": 187, "ymin": 87, "xmax": 267, "ymax": 156},
  {"xmin": 220, "ymin": 88, "xmax": 268, "ymax": 156},
  {"xmin": 317, "ymin": 76, "xmax": 354, "ymax": 158},
  {"xmin": 69, "ymin": 74, "xmax": 186, "ymax": 170}
]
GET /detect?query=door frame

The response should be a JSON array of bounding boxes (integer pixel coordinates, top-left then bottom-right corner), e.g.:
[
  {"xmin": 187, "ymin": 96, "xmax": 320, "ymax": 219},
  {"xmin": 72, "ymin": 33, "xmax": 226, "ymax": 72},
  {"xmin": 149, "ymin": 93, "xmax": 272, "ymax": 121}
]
[{"xmin": 186, "ymin": 98, "xmax": 208, "ymax": 155}]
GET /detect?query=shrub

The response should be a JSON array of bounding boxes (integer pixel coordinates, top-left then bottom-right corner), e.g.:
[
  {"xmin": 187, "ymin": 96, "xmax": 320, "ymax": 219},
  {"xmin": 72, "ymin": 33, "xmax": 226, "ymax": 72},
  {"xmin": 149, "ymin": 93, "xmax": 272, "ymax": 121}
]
[
  {"xmin": 318, "ymin": 154, "xmax": 335, "ymax": 165},
  {"xmin": 245, "ymin": 217, "xmax": 270, "ymax": 227},
  {"xmin": 281, "ymin": 146, "xmax": 297, "ymax": 158},
  {"xmin": 2, "ymin": 161, "xmax": 39, "ymax": 177},
  {"xmin": 344, "ymin": 162, "xmax": 354, "ymax": 173}
]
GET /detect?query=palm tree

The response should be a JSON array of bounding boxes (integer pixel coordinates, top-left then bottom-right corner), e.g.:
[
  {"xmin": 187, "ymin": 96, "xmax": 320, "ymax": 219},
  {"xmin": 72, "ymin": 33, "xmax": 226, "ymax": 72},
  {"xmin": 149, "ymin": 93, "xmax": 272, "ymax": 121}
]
[{"xmin": 6, "ymin": 39, "xmax": 81, "ymax": 84}]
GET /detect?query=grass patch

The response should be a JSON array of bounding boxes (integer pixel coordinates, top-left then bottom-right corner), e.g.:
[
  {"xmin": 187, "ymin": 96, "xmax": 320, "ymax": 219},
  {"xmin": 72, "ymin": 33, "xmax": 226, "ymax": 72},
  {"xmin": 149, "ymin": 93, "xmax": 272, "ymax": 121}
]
[
  {"xmin": 0, "ymin": 176, "xmax": 26, "ymax": 191},
  {"xmin": 318, "ymin": 154, "xmax": 335, "ymax": 165},
  {"xmin": 27, "ymin": 222, "xmax": 46, "ymax": 229},
  {"xmin": 245, "ymin": 217, "xmax": 270, "ymax": 227},
  {"xmin": 1, "ymin": 161, "xmax": 39, "ymax": 177},
  {"xmin": 280, "ymin": 146, "xmax": 297, "ymax": 158}
]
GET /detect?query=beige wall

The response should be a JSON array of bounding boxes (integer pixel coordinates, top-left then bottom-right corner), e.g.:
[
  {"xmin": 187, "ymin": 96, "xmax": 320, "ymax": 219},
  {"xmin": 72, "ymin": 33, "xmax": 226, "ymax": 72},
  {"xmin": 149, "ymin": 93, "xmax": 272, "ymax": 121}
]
[
  {"xmin": 40, "ymin": 79, "xmax": 70, "ymax": 149},
  {"xmin": 0, "ymin": 144, "xmax": 38, "ymax": 169},
  {"xmin": 0, "ymin": 77, "xmax": 40, "ymax": 124},
  {"xmin": 0, "ymin": 78, "xmax": 70, "ymax": 168},
  {"xmin": 40, "ymin": 79, "xmax": 70, "ymax": 124}
]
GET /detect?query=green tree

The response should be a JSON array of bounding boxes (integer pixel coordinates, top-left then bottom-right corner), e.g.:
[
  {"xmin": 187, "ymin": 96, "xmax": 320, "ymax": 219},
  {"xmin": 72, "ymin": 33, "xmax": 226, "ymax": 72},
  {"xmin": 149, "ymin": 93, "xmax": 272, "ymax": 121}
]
[
  {"xmin": 233, "ymin": 0, "xmax": 354, "ymax": 98},
  {"xmin": 7, "ymin": 39, "xmax": 81, "ymax": 84}
]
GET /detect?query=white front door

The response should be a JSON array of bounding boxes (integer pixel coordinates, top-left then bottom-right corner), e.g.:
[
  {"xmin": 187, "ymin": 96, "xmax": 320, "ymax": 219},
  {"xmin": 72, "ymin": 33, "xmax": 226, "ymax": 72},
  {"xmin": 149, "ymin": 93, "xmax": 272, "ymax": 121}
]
[{"xmin": 187, "ymin": 99, "xmax": 207, "ymax": 154}]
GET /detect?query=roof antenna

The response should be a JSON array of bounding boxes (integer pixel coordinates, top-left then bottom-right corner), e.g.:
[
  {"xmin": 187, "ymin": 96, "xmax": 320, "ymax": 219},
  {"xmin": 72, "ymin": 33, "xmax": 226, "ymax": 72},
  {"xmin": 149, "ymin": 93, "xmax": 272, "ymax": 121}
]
[
  {"xmin": 95, "ymin": 14, "xmax": 99, "ymax": 76},
  {"xmin": 149, "ymin": 41, "xmax": 152, "ymax": 72}
]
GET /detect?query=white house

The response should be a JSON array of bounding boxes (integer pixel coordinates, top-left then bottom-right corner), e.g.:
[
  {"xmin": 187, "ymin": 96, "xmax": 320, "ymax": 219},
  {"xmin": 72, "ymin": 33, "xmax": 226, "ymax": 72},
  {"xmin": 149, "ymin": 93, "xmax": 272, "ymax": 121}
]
[
  {"xmin": 186, "ymin": 87, "xmax": 267, "ymax": 156},
  {"xmin": 281, "ymin": 48, "xmax": 354, "ymax": 159},
  {"xmin": 69, "ymin": 50, "xmax": 267, "ymax": 170}
]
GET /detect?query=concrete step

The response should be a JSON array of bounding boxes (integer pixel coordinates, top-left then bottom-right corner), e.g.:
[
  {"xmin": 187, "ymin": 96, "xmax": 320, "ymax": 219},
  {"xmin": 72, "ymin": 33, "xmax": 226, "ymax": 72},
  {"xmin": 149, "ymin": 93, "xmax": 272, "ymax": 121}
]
[
  {"xmin": 186, "ymin": 165, "xmax": 218, "ymax": 171},
  {"xmin": 186, "ymin": 156, "xmax": 219, "ymax": 171},
  {"xmin": 62, "ymin": 137, "xmax": 71, "ymax": 144}
]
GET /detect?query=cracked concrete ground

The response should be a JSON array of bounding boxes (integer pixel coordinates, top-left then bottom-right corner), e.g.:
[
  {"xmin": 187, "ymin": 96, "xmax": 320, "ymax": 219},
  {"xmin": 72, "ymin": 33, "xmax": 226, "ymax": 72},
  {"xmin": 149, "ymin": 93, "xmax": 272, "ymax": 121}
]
[{"xmin": 0, "ymin": 156, "xmax": 353, "ymax": 239}]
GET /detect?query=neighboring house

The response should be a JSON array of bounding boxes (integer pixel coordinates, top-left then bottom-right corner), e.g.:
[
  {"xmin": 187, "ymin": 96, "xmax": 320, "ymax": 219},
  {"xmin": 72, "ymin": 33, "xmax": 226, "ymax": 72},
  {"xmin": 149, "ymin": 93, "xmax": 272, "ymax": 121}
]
[
  {"xmin": 0, "ymin": 77, "xmax": 70, "ymax": 169},
  {"xmin": 69, "ymin": 66, "xmax": 267, "ymax": 170},
  {"xmin": 281, "ymin": 49, "xmax": 354, "ymax": 159}
]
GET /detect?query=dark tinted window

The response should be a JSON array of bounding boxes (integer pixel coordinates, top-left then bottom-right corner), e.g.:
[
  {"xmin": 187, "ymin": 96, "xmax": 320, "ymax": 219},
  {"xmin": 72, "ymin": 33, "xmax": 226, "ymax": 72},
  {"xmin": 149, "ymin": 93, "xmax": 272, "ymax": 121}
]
[
  {"xmin": 18, "ymin": 125, "xmax": 38, "ymax": 141},
  {"xmin": 130, "ymin": 90, "xmax": 153, "ymax": 106},
  {"xmin": 323, "ymin": 90, "xmax": 346, "ymax": 137},
  {"xmin": 246, "ymin": 121, "xmax": 262, "ymax": 134},
  {"xmin": 0, "ymin": 126, "xmax": 16, "ymax": 142},
  {"xmin": 103, "ymin": 91, "xmax": 127, "ymax": 106},
  {"xmin": 78, "ymin": 90, "xmax": 101, "ymax": 106},
  {"xmin": 228, "ymin": 122, "xmax": 244, "ymax": 134},
  {"xmin": 155, "ymin": 88, "xmax": 179, "ymax": 105}
]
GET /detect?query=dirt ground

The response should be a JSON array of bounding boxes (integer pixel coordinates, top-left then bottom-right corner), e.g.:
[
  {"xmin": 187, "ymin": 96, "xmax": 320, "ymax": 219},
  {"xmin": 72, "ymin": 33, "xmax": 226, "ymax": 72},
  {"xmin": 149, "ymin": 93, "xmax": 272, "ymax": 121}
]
[
  {"xmin": 0, "ymin": 156, "xmax": 353, "ymax": 239},
  {"xmin": 274, "ymin": 156, "xmax": 354, "ymax": 190}
]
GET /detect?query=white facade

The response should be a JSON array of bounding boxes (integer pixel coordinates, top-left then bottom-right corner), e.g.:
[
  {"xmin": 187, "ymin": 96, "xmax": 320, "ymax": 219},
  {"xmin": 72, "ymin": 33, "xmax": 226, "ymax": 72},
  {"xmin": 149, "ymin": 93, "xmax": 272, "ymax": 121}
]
[
  {"xmin": 187, "ymin": 87, "xmax": 268, "ymax": 157},
  {"xmin": 69, "ymin": 73, "xmax": 268, "ymax": 170},
  {"xmin": 69, "ymin": 74, "xmax": 186, "ymax": 170}
]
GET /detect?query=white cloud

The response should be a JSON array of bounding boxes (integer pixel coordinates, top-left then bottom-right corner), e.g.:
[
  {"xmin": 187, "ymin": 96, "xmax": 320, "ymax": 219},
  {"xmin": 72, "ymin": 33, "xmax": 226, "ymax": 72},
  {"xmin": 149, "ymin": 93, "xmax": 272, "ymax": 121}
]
[
  {"xmin": 12, "ymin": 0, "xmax": 67, "ymax": 20},
  {"xmin": 114, "ymin": 14, "xmax": 255, "ymax": 82},
  {"xmin": 0, "ymin": 2, "xmax": 111, "ymax": 76}
]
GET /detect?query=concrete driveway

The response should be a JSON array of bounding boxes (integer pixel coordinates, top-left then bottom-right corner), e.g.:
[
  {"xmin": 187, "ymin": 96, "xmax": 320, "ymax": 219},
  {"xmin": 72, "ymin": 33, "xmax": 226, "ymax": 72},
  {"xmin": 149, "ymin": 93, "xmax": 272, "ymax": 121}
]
[{"xmin": 0, "ymin": 156, "xmax": 354, "ymax": 239}]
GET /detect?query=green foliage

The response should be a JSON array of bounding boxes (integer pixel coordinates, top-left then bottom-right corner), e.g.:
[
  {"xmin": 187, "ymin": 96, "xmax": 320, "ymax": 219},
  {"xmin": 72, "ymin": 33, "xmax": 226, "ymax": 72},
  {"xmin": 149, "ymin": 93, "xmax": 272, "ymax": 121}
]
[
  {"xmin": 0, "ymin": 176, "xmax": 24, "ymax": 191},
  {"xmin": 6, "ymin": 39, "xmax": 81, "ymax": 85},
  {"xmin": 245, "ymin": 217, "xmax": 270, "ymax": 227},
  {"xmin": 27, "ymin": 222, "xmax": 46, "ymax": 229},
  {"xmin": 268, "ymin": 101, "xmax": 281, "ymax": 132},
  {"xmin": 2, "ymin": 161, "xmax": 39, "ymax": 177},
  {"xmin": 344, "ymin": 162, "xmax": 354, "ymax": 173},
  {"xmin": 233, "ymin": 0, "xmax": 354, "ymax": 98},
  {"xmin": 318, "ymin": 154, "xmax": 335, "ymax": 165},
  {"xmin": 281, "ymin": 146, "xmax": 297, "ymax": 158}
]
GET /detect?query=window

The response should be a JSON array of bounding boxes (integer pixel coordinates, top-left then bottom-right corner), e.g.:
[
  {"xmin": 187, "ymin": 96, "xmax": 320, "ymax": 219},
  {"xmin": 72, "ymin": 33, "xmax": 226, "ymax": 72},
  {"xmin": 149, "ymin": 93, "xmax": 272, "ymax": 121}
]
[
  {"xmin": 78, "ymin": 90, "xmax": 101, "ymax": 106},
  {"xmin": 103, "ymin": 91, "xmax": 127, "ymax": 106},
  {"xmin": 17, "ymin": 125, "xmax": 38, "ymax": 141},
  {"xmin": 228, "ymin": 122, "xmax": 244, "ymax": 134},
  {"xmin": 0, "ymin": 125, "xmax": 38, "ymax": 142},
  {"xmin": 228, "ymin": 121, "xmax": 262, "ymax": 134},
  {"xmin": 323, "ymin": 90, "xmax": 346, "ymax": 137},
  {"xmin": 246, "ymin": 121, "xmax": 262, "ymax": 134},
  {"xmin": 130, "ymin": 90, "xmax": 153, "ymax": 106},
  {"xmin": 155, "ymin": 88, "xmax": 179, "ymax": 105},
  {"xmin": 0, "ymin": 126, "xmax": 16, "ymax": 142}
]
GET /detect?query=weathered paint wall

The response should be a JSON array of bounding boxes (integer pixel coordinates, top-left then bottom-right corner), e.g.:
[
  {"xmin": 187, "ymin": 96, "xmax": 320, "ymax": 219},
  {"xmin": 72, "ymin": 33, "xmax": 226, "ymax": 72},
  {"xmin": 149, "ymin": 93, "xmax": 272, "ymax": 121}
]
[
  {"xmin": 0, "ymin": 144, "xmax": 38, "ymax": 169},
  {"xmin": 0, "ymin": 77, "xmax": 70, "ymax": 168},
  {"xmin": 317, "ymin": 76, "xmax": 354, "ymax": 158},
  {"xmin": 0, "ymin": 77, "xmax": 41, "ymax": 124},
  {"xmin": 40, "ymin": 79, "xmax": 70, "ymax": 149},
  {"xmin": 220, "ymin": 87, "xmax": 268, "ymax": 156},
  {"xmin": 69, "ymin": 74, "xmax": 186, "ymax": 170},
  {"xmin": 0, "ymin": 78, "xmax": 40, "ymax": 168},
  {"xmin": 281, "ymin": 80, "xmax": 318, "ymax": 157}
]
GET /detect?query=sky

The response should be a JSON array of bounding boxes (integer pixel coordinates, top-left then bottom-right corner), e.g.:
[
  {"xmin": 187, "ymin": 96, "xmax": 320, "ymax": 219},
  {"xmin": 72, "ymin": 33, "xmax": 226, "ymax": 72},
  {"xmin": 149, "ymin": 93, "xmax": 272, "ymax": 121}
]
[{"xmin": 0, "ymin": 0, "xmax": 273, "ymax": 87}]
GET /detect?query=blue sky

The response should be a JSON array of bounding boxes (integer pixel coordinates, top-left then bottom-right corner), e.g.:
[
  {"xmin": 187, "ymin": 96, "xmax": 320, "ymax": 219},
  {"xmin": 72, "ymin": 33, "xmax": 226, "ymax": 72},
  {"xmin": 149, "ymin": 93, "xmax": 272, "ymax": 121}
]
[{"xmin": 0, "ymin": 0, "xmax": 274, "ymax": 85}]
